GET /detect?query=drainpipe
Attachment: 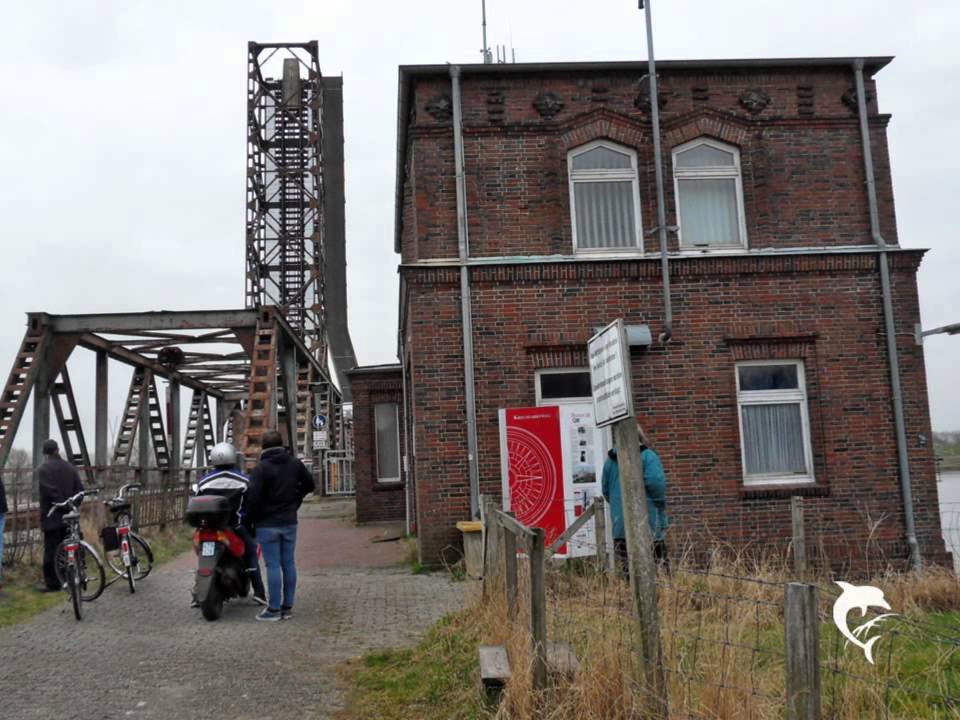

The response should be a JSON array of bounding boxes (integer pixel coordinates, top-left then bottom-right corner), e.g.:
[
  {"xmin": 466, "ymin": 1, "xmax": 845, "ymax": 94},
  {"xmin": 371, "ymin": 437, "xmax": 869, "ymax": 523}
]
[
  {"xmin": 853, "ymin": 59, "xmax": 921, "ymax": 571},
  {"xmin": 642, "ymin": 0, "xmax": 672, "ymax": 343},
  {"xmin": 450, "ymin": 66, "xmax": 482, "ymax": 519}
]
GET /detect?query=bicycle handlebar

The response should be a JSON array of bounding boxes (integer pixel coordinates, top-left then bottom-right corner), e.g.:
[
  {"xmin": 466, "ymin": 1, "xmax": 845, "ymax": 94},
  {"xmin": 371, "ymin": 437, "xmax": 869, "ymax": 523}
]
[
  {"xmin": 46, "ymin": 489, "xmax": 101, "ymax": 517},
  {"xmin": 115, "ymin": 483, "xmax": 142, "ymax": 499}
]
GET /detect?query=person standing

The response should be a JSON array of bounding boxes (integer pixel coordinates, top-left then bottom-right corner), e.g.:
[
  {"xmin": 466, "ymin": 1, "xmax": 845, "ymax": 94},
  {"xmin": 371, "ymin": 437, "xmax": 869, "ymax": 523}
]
[
  {"xmin": 37, "ymin": 439, "xmax": 83, "ymax": 592},
  {"xmin": 245, "ymin": 430, "xmax": 314, "ymax": 621},
  {"xmin": 601, "ymin": 426, "xmax": 670, "ymax": 580}
]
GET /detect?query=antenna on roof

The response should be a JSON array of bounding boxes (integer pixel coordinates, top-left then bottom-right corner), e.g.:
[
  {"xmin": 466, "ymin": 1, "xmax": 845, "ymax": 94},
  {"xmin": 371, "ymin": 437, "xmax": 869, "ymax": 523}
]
[{"xmin": 481, "ymin": 0, "xmax": 492, "ymax": 63}]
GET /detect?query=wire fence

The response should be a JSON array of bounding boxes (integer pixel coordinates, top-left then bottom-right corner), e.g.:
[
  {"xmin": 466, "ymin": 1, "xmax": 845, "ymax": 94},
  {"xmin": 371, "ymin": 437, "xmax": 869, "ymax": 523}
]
[
  {"xmin": 1, "ymin": 465, "xmax": 195, "ymax": 567},
  {"xmin": 479, "ymin": 496, "xmax": 960, "ymax": 720}
]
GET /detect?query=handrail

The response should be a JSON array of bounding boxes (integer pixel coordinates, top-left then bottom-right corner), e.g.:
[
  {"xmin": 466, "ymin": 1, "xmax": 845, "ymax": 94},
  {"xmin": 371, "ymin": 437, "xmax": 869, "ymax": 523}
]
[{"xmin": 546, "ymin": 501, "xmax": 598, "ymax": 556}]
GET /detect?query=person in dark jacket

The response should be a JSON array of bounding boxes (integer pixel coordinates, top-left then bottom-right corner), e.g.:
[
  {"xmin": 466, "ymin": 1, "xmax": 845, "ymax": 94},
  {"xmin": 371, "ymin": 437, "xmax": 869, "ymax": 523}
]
[
  {"xmin": 38, "ymin": 439, "xmax": 83, "ymax": 591},
  {"xmin": 246, "ymin": 430, "xmax": 314, "ymax": 621},
  {"xmin": 0, "ymin": 467, "xmax": 7, "ymax": 587}
]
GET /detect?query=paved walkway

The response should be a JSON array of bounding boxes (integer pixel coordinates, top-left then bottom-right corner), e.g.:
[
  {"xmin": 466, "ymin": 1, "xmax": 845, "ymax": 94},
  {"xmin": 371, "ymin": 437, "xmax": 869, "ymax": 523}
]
[{"xmin": 0, "ymin": 499, "xmax": 466, "ymax": 720}]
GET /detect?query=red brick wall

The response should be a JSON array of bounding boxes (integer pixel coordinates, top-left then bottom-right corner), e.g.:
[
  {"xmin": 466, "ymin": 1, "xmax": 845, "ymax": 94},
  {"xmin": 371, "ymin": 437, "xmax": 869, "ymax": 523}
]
[
  {"xmin": 348, "ymin": 368, "xmax": 406, "ymax": 524},
  {"xmin": 401, "ymin": 66, "xmax": 898, "ymax": 262},
  {"xmin": 397, "ymin": 63, "xmax": 944, "ymax": 571},
  {"xmin": 402, "ymin": 253, "xmax": 947, "ymax": 570}
]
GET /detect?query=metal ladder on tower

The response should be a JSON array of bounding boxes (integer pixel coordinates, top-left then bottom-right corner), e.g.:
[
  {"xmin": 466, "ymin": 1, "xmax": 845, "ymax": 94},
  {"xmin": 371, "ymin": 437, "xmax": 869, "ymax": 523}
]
[
  {"xmin": 51, "ymin": 366, "xmax": 94, "ymax": 484},
  {"xmin": 0, "ymin": 327, "xmax": 51, "ymax": 467},
  {"xmin": 294, "ymin": 362, "xmax": 313, "ymax": 459},
  {"xmin": 112, "ymin": 367, "xmax": 150, "ymax": 465},
  {"xmin": 241, "ymin": 313, "xmax": 278, "ymax": 464}
]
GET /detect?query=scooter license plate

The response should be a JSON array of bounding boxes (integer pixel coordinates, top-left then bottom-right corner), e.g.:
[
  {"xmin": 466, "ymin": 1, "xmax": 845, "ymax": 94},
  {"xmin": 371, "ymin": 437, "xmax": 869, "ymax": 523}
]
[{"xmin": 201, "ymin": 541, "xmax": 216, "ymax": 557}]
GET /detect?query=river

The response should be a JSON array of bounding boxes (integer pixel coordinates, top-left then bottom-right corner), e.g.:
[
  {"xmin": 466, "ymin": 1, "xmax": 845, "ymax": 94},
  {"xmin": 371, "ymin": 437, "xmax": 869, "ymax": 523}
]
[{"xmin": 938, "ymin": 470, "xmax": 960, "ymax": 571}]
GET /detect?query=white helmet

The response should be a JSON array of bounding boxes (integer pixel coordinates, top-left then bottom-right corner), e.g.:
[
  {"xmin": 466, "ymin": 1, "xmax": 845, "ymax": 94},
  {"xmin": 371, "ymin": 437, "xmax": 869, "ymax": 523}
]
[{"xmin": 209, "ymin": 442, "xmax": 238, "ymax": 468}]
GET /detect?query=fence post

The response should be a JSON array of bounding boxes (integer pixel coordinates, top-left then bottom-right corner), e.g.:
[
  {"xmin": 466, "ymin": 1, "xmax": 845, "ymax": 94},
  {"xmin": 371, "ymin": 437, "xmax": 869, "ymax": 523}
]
[
  {"xmin": 503, "ymin": 511, "xmax": 518, "ymax": 622},
  {"xmin": 613, "ymin": 418, "xmax": 668, "ymax": 718},
  {"xmin": 791, "ymin": 496, "xmax": 806, "ymax": 577},
  {"xmin": 593, "ymin": 495, "xmax": 608, "ymax": 574},
  {"xmin": 785, "ymin": 582, "xmax": 821, "ymax": 720},
  {"xmin": 529, "ymin": 527, "xmax": 547, "ymax": 691}
]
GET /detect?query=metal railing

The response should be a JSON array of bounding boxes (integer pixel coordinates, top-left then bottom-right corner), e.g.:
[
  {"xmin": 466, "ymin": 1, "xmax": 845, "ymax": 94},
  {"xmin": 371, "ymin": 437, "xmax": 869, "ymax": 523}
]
[{"xmin": 323, "ymin": 449, "xmax": 355, "ymax": 496}]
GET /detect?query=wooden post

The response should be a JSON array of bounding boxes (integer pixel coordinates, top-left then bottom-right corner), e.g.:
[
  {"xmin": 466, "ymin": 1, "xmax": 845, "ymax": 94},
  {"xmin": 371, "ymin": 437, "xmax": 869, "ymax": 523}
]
[
  {"xmin": 529, "ymin": 527, "xmax": 547, "ymax": 692},
  {"xmin": 785, "ymin": 582, "xmax": 820, "ymax": 720},
  {"xmin": 593, "ymin": 495, "xmax": 608, "ymax": 574},
  {"xmin": 504, "ymin": 511, "xmax": 518, "ymax": 622},
  {"xmin": 791, "ymin": 496, "xmax": 806, "ymax": 577},
  {"xmin": 483, "ymin": 496, "xmax": 503, "ymax": 597},
  {"xmin": 613, "ymin": 417, "xmax": 668, "ymax": 718}
]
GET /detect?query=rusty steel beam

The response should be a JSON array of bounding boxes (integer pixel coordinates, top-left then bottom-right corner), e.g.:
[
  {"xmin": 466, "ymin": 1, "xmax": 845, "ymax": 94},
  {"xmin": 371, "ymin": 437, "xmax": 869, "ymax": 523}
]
[{"xmin": 41, "ymin": 310, "xmax": 258, "ymax": 334}]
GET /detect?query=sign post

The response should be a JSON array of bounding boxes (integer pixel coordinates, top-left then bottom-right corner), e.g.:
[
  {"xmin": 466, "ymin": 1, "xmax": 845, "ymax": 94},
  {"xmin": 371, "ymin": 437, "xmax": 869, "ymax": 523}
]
[{"xmin": 587, "ymin": 319, "xmax": 667, "ymax": 718}]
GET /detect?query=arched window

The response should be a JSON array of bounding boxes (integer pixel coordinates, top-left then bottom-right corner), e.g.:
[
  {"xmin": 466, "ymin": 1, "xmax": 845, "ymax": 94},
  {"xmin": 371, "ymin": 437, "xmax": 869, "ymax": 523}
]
[
  {"xmin": 672, "ymin": 138, "xmax": 747, "ymax": 250},
  {"xmin": 567, "ymin": 141, "xmax": 642, "ymax": 253}
]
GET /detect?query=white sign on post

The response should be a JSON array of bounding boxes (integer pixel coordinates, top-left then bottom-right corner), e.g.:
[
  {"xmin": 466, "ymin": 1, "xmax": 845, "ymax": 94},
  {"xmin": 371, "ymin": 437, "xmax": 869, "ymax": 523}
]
[
  {"xmin": 313, "ymin": 430, "xmax": 329, "ymax": 450},
  {"xmin": 588, "ymin": 318, "xmax": 633, "ymax": 428}
]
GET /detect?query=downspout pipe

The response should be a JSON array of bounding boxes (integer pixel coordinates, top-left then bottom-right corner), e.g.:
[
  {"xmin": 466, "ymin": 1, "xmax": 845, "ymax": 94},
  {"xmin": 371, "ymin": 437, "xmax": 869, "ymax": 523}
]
[
  {"xmin": 450, "ymin": 65, "xmax": 482, "ymax": 519},
  {"xmin": 642, "ymin": 0, "xmax": 672, "ymax": 343},
  {"xmin": 853, "ymin": 59, "xmax": 921, "ymax": 571}
]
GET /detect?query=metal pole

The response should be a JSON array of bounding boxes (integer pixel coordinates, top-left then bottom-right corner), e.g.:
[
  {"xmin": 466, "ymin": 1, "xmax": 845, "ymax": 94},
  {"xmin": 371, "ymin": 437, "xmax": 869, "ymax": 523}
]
[
  {"xmin": 853, "ymin": 59, "xmax": 920, "ymax": 571},
  {"xmin": 641, "ymin": 0, "xmax": 673, "ymax": 343},
  {"xmin": 450, "ymin": 65, "xmax": 482, "ymax": 519},
  {"xmin": 481, "ymin": 0, "xmax": 491, "ymax": 63},
  {"xmin": 95, "ymin": 350, "xmax": 108, "ymax": 474}
]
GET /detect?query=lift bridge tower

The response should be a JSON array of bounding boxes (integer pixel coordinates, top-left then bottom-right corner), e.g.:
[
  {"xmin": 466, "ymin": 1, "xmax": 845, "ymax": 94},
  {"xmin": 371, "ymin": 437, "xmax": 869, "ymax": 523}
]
[
  {"xmin": 0, "ymin": 42, "xmax": 356, "ymax": 500},
  {"xmin": 243, "ymin": 41, "xmax": 357, "ymax": 464}
]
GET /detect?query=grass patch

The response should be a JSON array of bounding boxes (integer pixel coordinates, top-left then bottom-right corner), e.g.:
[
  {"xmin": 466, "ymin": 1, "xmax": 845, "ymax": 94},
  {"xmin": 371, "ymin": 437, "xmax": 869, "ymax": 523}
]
[
  {"xmin": 0, "ymin": 521, "xmax": 193, "ymax": 629},
  {"xmin": 341, "ymin": 611, "xmax": 488, "ymax": 720},
  {"xmin": 341, "ymin": 554, "xmax": 960, "ymax": 720}
]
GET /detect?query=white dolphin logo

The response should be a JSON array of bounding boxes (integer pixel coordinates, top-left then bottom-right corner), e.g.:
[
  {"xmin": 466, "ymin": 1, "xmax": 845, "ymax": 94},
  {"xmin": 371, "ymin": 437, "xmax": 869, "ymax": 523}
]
[{"xmin": 832, "ymin": 581, "xmax": 898, "ymax": 665}]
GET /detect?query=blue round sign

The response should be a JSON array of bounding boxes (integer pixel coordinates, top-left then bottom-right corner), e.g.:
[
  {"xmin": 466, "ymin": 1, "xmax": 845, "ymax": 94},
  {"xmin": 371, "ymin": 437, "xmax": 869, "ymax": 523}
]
[{"xmin": 312, "ymin": 414, "xmax": 327, "ymax": 430}]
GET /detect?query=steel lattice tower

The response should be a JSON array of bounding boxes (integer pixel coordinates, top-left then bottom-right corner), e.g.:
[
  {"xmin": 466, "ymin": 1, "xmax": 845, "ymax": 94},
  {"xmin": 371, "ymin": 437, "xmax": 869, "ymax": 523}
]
[{"xmin": 245, "ymin": 41, "xmax": 327, "ymax": 368}]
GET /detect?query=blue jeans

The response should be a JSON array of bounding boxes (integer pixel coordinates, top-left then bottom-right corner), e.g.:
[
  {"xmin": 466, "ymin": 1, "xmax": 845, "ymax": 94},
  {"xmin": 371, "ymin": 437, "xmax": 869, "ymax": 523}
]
[{"xmin": 257, "ymin": 524, "xmax": 297, "ymax": 611}]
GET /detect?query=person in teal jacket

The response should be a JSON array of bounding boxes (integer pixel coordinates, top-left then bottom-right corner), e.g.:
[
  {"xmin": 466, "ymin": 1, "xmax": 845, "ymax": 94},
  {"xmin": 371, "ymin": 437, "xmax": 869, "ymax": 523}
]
[{"xmin": 601, "ymin": 429, "xmax": 670, "ymax": 579}]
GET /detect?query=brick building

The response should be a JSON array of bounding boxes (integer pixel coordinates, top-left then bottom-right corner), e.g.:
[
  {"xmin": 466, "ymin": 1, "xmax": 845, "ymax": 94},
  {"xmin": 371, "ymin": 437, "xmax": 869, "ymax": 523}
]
[{"xmin": 379, "ymin": 56, "xmax": 948, "ymax": 569}]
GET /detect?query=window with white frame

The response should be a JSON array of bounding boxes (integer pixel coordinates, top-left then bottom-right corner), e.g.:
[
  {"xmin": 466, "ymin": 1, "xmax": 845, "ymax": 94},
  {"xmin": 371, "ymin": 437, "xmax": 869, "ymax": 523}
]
[
  {"xmin": 736, "ymin": 361, "xmax": 814, "ymax": 485},
  {"xmin": 568, "ymin": 141, "xmax": 642, "ymax": 252},
  {"xmin": 672, "ymin": 138, "xmax": 747, "ymax": 250},
  {"xmin": 535, "ymin": 369, "xmax": 593, "ymax": 404},
  {"xmin": 374, "ymin": 403, "xmax": 401, "ymax": 483}
]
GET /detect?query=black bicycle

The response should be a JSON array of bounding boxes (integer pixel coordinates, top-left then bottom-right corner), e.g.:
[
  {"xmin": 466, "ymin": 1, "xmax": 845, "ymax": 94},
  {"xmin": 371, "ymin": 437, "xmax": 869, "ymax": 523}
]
[
  {"xmin": 101, "ymin": 483, "xmax": 154, "ymax": 593},
  {"xmin": 50, "ymin": 490, "xmax": 107, "ymax": 620}
]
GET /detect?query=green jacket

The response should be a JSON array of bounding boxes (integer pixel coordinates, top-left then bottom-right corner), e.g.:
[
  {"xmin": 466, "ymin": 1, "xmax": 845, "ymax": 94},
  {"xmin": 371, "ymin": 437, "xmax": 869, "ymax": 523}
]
[{"xmin": 601, "ymin": 448, "xmax": 669, "ymax": 542}]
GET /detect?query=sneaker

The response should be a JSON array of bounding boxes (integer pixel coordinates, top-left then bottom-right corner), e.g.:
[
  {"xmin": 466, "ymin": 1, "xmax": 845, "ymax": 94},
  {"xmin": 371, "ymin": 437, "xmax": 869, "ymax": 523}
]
[
  {"xmin": 252, "ymin": 593, "xmax": 268, "ymax": 607},
  {"xmin": 190, "ymin": 599, "xmax": 200, "ymax": 609},
  {"xmin": 256, "ymin": 608, "xmax": 282, "ymax": 622},
  {"xmin": 281, "ymin": 607, "xmax": 293, "ymax": 620}
]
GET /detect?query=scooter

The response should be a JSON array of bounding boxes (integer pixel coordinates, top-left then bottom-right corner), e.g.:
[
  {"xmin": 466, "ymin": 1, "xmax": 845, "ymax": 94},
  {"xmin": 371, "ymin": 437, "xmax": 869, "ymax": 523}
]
[{"xmin": 185, "ymin": 494, "xmax": 250, "ymax": 621}]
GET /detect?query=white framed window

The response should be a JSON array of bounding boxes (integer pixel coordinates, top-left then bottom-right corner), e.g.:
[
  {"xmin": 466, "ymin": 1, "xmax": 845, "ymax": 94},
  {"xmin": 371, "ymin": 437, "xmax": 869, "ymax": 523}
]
[
  {"xmin": 672, "ymin": 138, "xmax": 747, "ymax": 250},
  {"xmin": 735, "ymin": 360, "xmax": 814, "ymax": 485},
  {"xmin": 535, "ymin": 368, "xmax": 592, "ymax": 405},
  {"xmin": 374, "ymin": 403, "xmax": 401, "ymax": 483},
  {"xmin": 567, "ymin": 141, "xmax": 643, "ymax": 253}
]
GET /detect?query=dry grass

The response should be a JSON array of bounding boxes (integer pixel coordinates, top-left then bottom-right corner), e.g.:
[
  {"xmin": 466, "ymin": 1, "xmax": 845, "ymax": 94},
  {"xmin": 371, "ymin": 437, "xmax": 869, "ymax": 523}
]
[{"xmin": 344, "ymin": 549, "xmax": 960, "ymax": 720}]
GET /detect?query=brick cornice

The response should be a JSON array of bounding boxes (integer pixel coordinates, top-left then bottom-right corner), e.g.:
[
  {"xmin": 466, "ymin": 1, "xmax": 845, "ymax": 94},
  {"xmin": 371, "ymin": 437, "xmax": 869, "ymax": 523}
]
[{"xmin": 400, "ymin": 249, "xmax": 925, "ymax": 285}]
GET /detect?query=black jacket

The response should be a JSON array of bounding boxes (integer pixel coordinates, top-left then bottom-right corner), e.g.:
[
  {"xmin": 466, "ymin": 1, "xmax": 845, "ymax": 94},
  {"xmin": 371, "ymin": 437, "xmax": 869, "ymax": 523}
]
[
  {"xmin": 0, "ymin": 474, "xmax": 7, "ymax": 515},
  {"xmin": 246, "ymin": 447, "xmax": 314, "ymax": 527},
  {"xmin": 38, "ymin": 455, "xmax": 83, "ymax": 532}
]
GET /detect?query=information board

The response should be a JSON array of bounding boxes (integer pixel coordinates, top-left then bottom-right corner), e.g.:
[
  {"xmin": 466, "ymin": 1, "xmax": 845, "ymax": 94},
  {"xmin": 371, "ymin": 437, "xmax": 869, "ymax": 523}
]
[{"xmin": 588, "ymin": 318, "xmax": 633, "ymax": 427}]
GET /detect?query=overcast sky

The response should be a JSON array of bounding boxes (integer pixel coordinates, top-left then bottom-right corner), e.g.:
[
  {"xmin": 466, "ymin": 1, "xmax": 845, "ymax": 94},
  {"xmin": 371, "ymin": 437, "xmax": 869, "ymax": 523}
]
[{"xmin": 1, "ymin": 0, "xmax": 958, "ymax": 456}]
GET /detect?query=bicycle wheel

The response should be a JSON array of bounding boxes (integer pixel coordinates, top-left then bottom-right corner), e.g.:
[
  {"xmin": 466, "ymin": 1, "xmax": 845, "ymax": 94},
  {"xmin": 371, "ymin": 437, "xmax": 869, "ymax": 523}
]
[
  {"xmin": 67, "ymin": 564, "xmax": 82, "ymax": 621},
  {"xmin": 76, "ymin": 542, "xmax": 106, "ymax": 602},
  {"xmin": 128, "ymin": 534, "xmax": 153, "ymax": 581}
]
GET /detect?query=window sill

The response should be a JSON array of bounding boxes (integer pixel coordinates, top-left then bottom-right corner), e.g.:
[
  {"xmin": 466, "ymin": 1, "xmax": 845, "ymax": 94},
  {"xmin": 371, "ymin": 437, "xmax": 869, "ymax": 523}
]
[
  {"xmin": 739, "ymin": 483, "xmax": 828, "ymax": 500},
  {"xmin": 374, "ymin": 481, "xmax": 404, "ymax": 491}
]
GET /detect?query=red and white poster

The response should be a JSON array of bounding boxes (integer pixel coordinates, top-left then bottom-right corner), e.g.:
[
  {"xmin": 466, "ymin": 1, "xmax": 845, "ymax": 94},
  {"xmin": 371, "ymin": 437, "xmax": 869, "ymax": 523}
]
[{"xmin": 498, "ymin": 406, "xmax": 567, "ymax": 551}]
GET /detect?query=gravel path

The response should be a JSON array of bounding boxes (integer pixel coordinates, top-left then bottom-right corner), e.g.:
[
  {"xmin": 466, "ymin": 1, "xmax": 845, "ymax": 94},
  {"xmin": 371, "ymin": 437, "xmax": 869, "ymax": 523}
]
[{"xmin": 0, "ymin": 507, "xmax": 466, "ymax": 720}]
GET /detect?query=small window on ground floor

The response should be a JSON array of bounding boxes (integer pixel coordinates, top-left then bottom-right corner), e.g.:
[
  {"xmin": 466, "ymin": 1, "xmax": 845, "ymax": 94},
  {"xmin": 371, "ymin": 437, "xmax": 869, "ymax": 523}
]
[
  {"xmin": 375, "ymin": 403, "xmax": 401, "ymax": 483},
  {"xmin": 736, "ymin": 360, "xmax": 814, "ymax": 485},
  {"xmin": 536, "ymin": 369, "xmax": 592, "ymax": 403}
]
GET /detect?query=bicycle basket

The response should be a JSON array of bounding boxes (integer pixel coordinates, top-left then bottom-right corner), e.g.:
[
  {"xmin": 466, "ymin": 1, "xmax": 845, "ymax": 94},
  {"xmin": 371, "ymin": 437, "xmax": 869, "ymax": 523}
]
[{"xmin": 100, "ymin": 526, "xmax": 120, "ymax": 552}]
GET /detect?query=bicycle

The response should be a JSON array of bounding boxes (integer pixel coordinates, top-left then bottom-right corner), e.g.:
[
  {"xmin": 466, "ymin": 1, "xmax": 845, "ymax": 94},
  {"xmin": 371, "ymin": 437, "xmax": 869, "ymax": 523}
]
[
  {"xmin": 49, "ymin": 490, "xmax": 107, "ymax": 621},
  {"xmin": 101, "ymin": 483, "xmax": 154, "ymax": 593}
]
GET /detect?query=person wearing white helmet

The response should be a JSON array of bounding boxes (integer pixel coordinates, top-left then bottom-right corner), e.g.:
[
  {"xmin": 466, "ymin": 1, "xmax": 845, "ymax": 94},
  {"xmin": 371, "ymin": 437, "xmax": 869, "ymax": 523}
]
[{"xmin": 191, "ymin": 442, "xmax": 266, "ymax": 606}]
